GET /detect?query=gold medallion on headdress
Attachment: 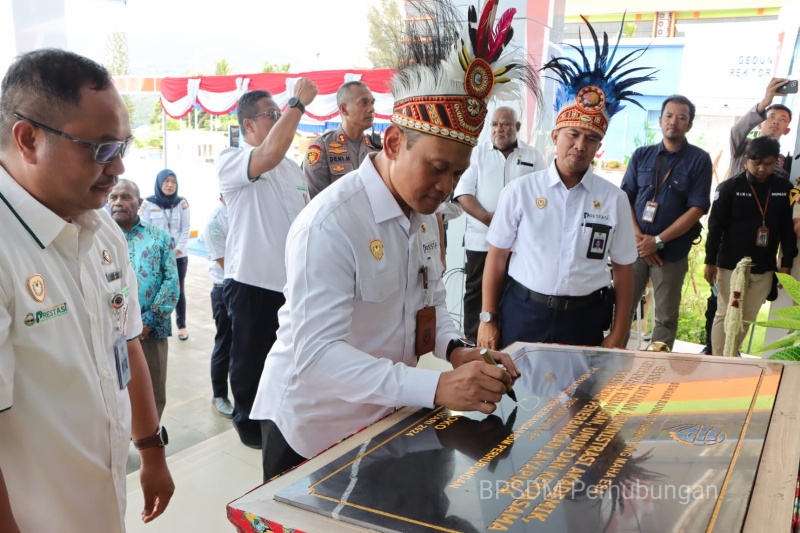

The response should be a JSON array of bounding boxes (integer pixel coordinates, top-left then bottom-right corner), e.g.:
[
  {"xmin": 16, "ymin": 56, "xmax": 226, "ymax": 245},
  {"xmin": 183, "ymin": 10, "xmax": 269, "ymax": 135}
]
[
  {"xmin": 464, "ymin": 58, "xmax": 494, "ymax": 100},
  {"xmin": 576, "ymin": 86, "xmax": 606, "ymax": 112}
]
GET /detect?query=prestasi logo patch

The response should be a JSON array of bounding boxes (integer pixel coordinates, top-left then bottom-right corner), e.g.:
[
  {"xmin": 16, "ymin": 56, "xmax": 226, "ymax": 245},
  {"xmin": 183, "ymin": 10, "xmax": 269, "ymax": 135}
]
[
  {"xmin": 24, "ymin": 302, "xmax": 69, "ymax": 326},
  {"xmin": 584, "ymin": 212, "xmax": 610, "ymax": 222}
]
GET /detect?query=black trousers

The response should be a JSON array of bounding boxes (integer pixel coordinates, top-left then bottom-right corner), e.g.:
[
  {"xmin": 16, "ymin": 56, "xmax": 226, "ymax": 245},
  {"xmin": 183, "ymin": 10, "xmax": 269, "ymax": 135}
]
[
  {"xmin": 463, "ymin": 250, "xmax": 511, "ymax": 343},
  {"xmin": 210, "ymin": 284, "xmax": 231, "ymax": 398},
  {"xmin": 463, "ymin": 250, "xmax": 487, "ymax": 343},
  {"xmin": 223, "ymin": 279, "xmax": 285, "ymax": 446},
  {"xmin": 499, "ymin": 279, "xmax": 606, "ymax": 347},
  {"xmin": 261, "ymin": 419, "xmax": 306, "ymax": 482},
  {"xmin": 175, "ymin": 256, "xmax": 188, "ymax": 329}
]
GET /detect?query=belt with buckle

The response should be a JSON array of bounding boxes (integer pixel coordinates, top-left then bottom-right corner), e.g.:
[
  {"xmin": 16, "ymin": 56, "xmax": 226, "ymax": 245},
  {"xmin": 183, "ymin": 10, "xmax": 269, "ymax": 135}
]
[{"xmin": 510, "ymin": 279, "xmax": 603, "ymax": 311}]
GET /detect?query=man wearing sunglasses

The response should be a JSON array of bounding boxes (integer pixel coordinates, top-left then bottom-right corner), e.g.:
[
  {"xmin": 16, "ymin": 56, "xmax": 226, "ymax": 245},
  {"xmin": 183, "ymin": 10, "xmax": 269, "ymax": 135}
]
[
  {"xmin": 0, "ymin": 49, "xmax": 174, "ymax": 532},
  {"xmin": 216, "ymin": 83, "xmax": 317, "ymax": 449}
]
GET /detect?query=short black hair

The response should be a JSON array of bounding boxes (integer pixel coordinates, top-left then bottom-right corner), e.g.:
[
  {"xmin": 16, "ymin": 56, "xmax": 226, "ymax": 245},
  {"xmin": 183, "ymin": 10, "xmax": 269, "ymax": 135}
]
[
  {"xmin": 765, "ymin": 103, "xmax": 793, "ymax": 122},
  {"xmin": 746, "ymin": 135, "xmax": 781, "ymax": 161},
  {"xmin": 236, "ymin": 90, "xmax": 272, "ymax": 131},
  {"xmin": 660, "ymin": 94, "xmax": 696, "ymax": 124},
  {"xmin": 0, "ymin": 48, "xmax": 113, "ymax": 147}
]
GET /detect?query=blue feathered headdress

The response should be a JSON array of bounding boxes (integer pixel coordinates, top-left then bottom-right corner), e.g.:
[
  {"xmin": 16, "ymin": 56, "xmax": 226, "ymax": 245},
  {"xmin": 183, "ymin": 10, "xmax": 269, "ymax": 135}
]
[{"xmin": 542, "ymin": 15, "xmax": 657, "ymax": 137}]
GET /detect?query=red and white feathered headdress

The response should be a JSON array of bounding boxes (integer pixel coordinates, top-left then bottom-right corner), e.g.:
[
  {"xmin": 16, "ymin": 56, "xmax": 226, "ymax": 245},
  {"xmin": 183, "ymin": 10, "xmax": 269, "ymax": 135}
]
[{"xmin": 391, "ymin": 0, "xmax": 539, "ymax": 147}]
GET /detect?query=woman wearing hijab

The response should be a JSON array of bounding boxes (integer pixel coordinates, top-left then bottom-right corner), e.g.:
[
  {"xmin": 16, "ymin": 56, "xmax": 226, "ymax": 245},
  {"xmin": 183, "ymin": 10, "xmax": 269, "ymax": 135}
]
[{"xmin": 141, "ymin": 169, "xmax": 192, "ymax": 340}]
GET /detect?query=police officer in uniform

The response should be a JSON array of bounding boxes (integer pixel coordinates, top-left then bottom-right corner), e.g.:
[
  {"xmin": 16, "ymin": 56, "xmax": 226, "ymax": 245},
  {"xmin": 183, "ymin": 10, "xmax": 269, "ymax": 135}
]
[{"xmin": 303, "ymin": 81, "xmax": 381, "ymax": 198}]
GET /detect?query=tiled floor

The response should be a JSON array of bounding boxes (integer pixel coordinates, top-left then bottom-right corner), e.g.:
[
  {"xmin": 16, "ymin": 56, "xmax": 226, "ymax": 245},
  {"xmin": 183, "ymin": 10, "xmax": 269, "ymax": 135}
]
[
  {"xmin": 124, "ymin": 254, "xmax": 707, "ymax": 531},
  {"xmin": 126, "ymin": 256, "xmax": 234, "ymax": 475}
]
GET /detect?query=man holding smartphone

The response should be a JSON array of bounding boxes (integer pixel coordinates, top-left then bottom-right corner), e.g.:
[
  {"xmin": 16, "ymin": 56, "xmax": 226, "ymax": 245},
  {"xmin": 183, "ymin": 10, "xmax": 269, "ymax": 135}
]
[
  {"xmin": 701, "ymin": 78, "xmax": 795, "ymax": 355},
  {"xmin": 728, "ymin": 77, "xmax": 794, "ymax": 180}
]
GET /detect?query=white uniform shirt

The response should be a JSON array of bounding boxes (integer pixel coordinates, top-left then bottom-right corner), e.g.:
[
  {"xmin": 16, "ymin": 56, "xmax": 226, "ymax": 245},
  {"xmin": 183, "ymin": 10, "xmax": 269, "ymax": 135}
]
[
  {"xmin": 201, "ymin": 202, "xmax": 228, "ymax": 285},
  {"xmin": 487, "ymin": 162, "xmax": 637, "ymax": 296},
  {"xmin": 217, "ymin": 141, "xmax": 308, "ymax": 291},
  {"xmin": 251, "ymin": 155, "xmax": 460, "ymax": 459},
  {"xmin": 454, "ymin": 140, "xmax": 546, "ymax": 252},
  {"xmin": 0, "ymin": 167, "xmax": 142, "ymax": 533},
  {"xmin": 139, "ymin": 197, "xmax": 191, "ymax": 256}
]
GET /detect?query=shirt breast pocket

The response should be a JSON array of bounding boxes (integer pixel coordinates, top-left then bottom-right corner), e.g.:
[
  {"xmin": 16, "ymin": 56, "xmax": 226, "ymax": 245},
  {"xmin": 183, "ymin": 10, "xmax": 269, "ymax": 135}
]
[
  {"xmin": 360, "ymin": 270, "xmax": 400, "ymax": 303},
  {"xmin": 636, "ymin": 166, "xmax": 655, "ymax": 190},
  {"xmin": 669, "ymin": 170, "xmax": 691, "ymax": 198}
]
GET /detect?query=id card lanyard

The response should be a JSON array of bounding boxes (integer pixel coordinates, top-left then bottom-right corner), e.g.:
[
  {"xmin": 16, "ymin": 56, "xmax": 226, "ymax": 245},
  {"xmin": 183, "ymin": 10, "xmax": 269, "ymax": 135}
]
[
  {"xmin": 111, "ymin": 287, "xmax": 132, "ymax": 389},
  {"xmin": 643, "ymin": 150, "xmax": 684, "ymax": 223},
  {"xmin": 747, "ymin": 180, "xmax": 771, "ymax": 247},
  {"xmin": 415, "ymin": 264, "xmax": 436, "ymax": 357}
]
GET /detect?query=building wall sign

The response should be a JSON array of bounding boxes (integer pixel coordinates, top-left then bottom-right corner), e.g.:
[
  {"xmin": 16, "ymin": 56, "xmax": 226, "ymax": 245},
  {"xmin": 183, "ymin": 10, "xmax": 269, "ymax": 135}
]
[{"xmin": 680, "ymin": 21, "xmax": 779, "ymax": 100}]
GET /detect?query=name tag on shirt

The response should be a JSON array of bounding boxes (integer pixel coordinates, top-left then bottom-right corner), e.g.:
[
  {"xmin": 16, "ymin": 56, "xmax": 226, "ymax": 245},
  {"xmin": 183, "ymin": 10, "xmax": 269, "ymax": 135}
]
[{"xmin": 587, "ymin": 224, "xmax": 611, "ymax": 260}]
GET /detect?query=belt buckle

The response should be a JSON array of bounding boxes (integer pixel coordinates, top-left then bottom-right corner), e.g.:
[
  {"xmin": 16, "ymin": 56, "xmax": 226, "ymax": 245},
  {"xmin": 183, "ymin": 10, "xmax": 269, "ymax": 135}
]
[{"xmin": 547, "ymin": 296, "xmax": 568, "ymax": 311}]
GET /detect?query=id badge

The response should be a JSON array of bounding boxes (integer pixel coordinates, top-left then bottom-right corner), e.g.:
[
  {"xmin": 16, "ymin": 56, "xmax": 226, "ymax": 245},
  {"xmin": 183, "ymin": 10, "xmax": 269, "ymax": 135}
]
[
  {"xmin": 114, "ymin": 334, "xmax": 131, "ymax": 390},
  {"xmin": 587, "ymin": 224, "xmax": 611, "ymax": 260},
  {"xmin": 756, "ymin": 226, "xmax": 769, "ymax": 247},
  {"xmin": 415, "ymin": 306, "xmax": 436, "ymax": 357},
  {"xmin": 642, "ymin": 201, "xmax": 658, "ymax": 223}
]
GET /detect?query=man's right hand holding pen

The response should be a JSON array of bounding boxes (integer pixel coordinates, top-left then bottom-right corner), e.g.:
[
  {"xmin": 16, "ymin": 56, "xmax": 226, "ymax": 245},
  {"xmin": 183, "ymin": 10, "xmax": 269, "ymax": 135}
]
[{"xmin": 434, "ymin": 346, "xmax": 519, "ymax": 415}]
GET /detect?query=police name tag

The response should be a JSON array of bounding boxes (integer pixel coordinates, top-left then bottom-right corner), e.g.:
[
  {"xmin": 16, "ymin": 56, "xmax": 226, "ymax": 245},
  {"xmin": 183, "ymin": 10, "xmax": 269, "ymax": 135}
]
[{"xmin": 114, "ymin": 334, "xmax": 131, "ymax": 390}]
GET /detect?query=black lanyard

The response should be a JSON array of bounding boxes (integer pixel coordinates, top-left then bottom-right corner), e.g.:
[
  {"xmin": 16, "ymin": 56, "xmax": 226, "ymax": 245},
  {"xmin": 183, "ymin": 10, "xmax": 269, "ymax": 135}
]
[{"xmin": 651, "ymin": 149, "xmax": 685, "ymax": 201}]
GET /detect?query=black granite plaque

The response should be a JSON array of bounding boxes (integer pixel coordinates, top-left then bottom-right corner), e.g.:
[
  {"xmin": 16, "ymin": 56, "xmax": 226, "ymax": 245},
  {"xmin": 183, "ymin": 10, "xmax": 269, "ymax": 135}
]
[{"xmin": 275, "ymin": 346, "xmax": 782, "ymax": 532}]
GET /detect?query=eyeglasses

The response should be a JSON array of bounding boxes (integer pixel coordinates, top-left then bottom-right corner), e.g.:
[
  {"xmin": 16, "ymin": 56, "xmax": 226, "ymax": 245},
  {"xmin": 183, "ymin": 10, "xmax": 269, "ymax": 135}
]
[
  {"xmin": 13, "ymin": 112, "xmax": 134, "ymax": 164},
  {"xmin": 250, "ymin": 110, "xmax": 282, "ymax": 121}
]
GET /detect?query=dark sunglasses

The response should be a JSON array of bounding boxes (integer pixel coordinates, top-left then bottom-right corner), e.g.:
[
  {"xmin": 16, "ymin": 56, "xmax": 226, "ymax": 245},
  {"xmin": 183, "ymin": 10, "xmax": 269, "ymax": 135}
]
[{"xmin": 13, "ymin": 112, "xmax": 134, "ymax": 164}]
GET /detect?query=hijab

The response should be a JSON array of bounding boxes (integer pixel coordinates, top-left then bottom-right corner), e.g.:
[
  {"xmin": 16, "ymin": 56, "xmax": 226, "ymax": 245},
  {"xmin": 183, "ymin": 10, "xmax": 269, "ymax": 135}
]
[{"xmin": 147, "ymin": 169, "xmax": 183, "ymax": 209}]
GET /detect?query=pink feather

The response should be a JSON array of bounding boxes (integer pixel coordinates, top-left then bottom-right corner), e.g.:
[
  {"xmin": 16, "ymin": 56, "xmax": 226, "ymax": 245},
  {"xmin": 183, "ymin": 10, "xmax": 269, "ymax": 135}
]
[
  {"xmin": 487, "ymin": 8, "xmax": 516, "ymax": 61},
  {"xmin": 475, "ymin": 0, "xmax": 499, "ymax": 57}
]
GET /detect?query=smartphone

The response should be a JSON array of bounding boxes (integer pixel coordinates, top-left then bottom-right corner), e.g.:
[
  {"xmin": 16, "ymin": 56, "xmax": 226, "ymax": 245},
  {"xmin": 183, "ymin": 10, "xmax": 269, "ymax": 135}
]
[{"xmin": 776, "ymin": 80, "xmax": 798, "ymax": 94}]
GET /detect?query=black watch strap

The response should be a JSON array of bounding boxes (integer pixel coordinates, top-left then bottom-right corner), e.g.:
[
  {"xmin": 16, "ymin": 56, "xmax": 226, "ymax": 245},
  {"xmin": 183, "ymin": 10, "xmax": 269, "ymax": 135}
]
[
  {"xmin": 446, "ymin": 337, "xmax": 476, "ymax": 362},
  {"xmin": 288, "ymin": 97, "xmax": 305, "ymax": 114}
]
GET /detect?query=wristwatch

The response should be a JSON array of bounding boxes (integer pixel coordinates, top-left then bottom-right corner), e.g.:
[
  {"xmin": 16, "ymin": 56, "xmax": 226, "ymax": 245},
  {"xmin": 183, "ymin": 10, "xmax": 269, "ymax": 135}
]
[
  {"xmin": 446, "ymin": 337, "xmax": 476, "ymax": 362},
  {"xmin": 654, "ymin": 235, "xmax": 665, "ymax": 250},
  {"xmin": 479, "ymin": 311, "xmax": 498, "ymax": 323},
  {"xmin": 132, "ymin": 426, "xmax": 169, "ymax": 450},
  {"xmin": 288, "ymin": 96, "xmax": 305, "ymax": 115}
]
